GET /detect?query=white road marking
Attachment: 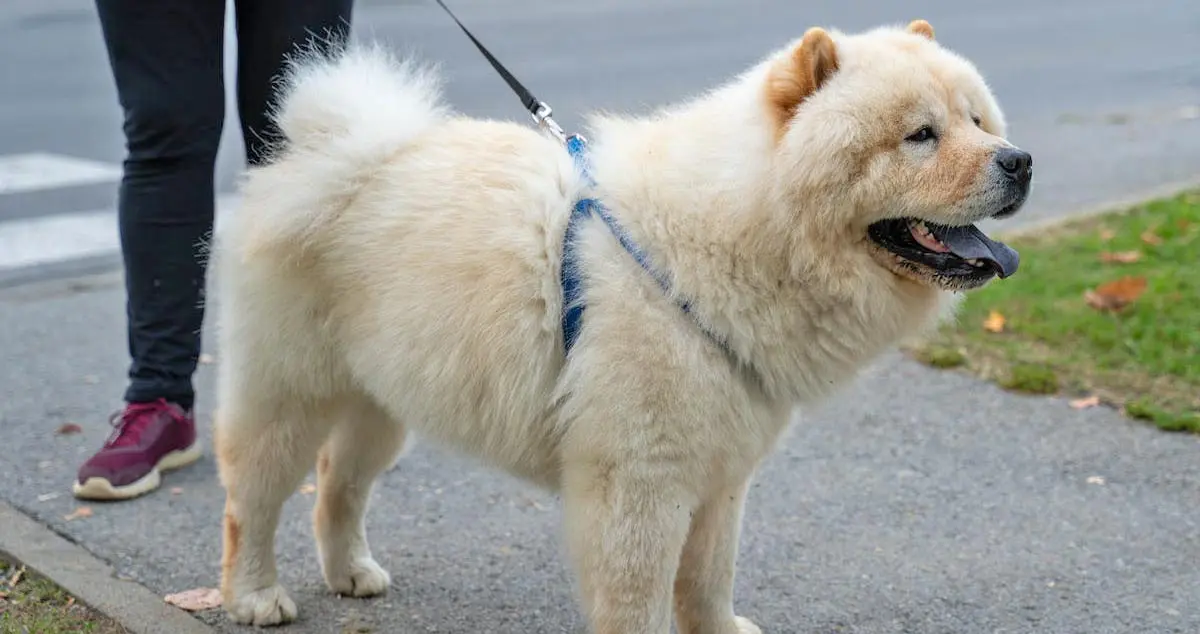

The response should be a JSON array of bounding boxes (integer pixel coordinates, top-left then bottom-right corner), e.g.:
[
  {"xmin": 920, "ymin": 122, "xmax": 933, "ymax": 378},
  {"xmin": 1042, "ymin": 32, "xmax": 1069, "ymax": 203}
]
[
  {"xmin": 0, "ymin": 153, "xmax": 122, "ymax": 195},
  {"xmin": 0, "ymin": 196, "xmax": 238, "ymax": 272}
]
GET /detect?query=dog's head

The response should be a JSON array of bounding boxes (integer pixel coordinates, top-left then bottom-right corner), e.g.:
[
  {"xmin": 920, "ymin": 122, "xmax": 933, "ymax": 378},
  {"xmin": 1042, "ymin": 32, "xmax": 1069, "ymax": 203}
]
[{"xmin": 765, "ymin": 20, "xmax": 1031, "ymax": 291}]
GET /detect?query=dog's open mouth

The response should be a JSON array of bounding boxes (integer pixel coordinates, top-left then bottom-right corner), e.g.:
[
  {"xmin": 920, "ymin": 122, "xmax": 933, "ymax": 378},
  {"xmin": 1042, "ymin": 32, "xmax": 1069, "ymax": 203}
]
[{"xmin": 867, "ymin": 218, "xmax": 1019, "ymax": 285}]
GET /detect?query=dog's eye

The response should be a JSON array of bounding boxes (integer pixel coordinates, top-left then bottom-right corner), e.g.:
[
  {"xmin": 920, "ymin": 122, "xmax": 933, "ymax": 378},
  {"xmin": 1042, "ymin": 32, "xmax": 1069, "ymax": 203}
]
[
  {"xmin": 971, "ymin": 114, "xmax": 983, "ymax": 127},
  {"xmin": 905, "ymin": 126, "xmax": 937, "ymax": 143}
]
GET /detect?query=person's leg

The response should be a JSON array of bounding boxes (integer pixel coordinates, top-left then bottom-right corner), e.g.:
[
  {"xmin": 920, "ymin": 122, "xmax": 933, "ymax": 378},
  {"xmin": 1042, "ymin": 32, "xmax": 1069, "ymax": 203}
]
[
  {"xmin": 108, "ymin": 0, "xmax": 227, "ymax": 409},
  {"xmin": 75, "ymin": 0, "xmax": 226, "ymax": 501},
  {"xmin": 233, "ymin": 0, "xmax": 354, "ymax": 166}
]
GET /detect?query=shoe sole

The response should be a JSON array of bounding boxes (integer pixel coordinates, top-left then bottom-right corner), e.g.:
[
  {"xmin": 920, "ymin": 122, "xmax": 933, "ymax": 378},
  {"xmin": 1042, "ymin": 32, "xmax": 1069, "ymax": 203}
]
[{"xmin": 71, "ymin": 442, "xmax": 204, "ymax": 501}]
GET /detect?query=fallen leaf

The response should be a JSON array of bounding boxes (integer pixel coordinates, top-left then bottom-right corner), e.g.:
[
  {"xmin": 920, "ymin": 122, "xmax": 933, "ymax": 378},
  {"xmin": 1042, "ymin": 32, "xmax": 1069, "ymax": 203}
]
[
  {"xmin": 1084, "ymin": 276, "xmax": 1147, "ymax": 312},
  {"xmin": 982, "ymin": 310, "xmax": 1006, "ymax": 333},
  {"xmin": 66, "ymin": 596, "xmax": 75, "ymax": 608},
  {"xmin": 37, "ymin": 492, "xmax": 61, "ymax": 502},
  {"xmin": 164, "ymin": 587, "xmax": 222, "ymax": 612},
  {"xmin": 1098, "ymin": 228, "xmax": 1116, "ymax": 241},
  {"xmin": 198, "ymin": 353, "xmax": 215, "ymax": 365},
  {"xmin": 1086, "ymin": 475, "xmax": 1106, "ymax": 485},
  {"xmin": 63, "ymin": 506, "xmax": 93, "ymax": 521},
  {"xmin": 1069, "ymin": 395, "xmax": 1101, "ymax": 409},
  {"xmin": 8, "ymin": 566, "xmax": 25, "ymax": 588},
  {"xmin": 1098, "ymin": 250, "xmax": 1141, "ymax": 264},
  {"xmin": 1140, "ymin": 229, "xmax": 1163, "ymax": 246},
  {"xmin": 55, "ymin": 423, "xmax": 83, "ymax": 436},
  {"xmin": 170, "ymin": 487, "xmax": 184, "ymax": 496},
  {"xmin": 298, "ymin": 483, "xmax": 317, "ymax": 495}
]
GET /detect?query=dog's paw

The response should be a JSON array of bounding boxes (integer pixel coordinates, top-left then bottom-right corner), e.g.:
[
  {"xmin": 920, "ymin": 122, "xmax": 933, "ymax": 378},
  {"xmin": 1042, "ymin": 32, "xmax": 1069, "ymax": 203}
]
[
  {"xmin": 224, "ymin": 584, "xmax": 297, "ymax": 626},
  {"xmin": 733, "ymin": 616, "xmax": 762, "ymax": 634},
  {"xmin": 325, "ymin": 557, "xmax": 391, "ymax": 598}
]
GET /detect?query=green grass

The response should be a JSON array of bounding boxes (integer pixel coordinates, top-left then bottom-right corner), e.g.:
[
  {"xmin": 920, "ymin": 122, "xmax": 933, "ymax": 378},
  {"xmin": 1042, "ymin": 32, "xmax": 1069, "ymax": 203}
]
[
  {"xmin": 0, "ymin": 558, "xmax": 127, "ymax": 634},
  {"xmin": 909, "ymin": 189, "xmax": 1200, "ymax": 433}
]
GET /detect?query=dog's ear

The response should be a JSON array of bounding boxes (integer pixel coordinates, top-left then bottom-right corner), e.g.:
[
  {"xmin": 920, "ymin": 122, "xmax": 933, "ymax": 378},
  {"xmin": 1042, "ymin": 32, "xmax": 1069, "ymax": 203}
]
[
  {"xmin": 766, "ymin": 27, "xmax": 839, "ymax": 133},
  {"xmin": 907, "ymin": 19, "xmax": 935, "ymax": 40}
]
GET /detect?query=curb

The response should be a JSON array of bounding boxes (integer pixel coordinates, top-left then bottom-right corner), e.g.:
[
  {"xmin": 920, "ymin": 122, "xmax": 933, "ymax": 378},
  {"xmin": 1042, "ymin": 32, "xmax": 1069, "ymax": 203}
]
[{"xmin": 0, "ymin": 499, "xmax": 216, "ymax": 634}]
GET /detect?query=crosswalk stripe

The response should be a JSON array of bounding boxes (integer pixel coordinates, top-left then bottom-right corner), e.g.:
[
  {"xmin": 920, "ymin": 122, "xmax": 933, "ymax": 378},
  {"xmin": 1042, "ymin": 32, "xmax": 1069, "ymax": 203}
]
[
  {"xmin": 0, "ymin": 196, "xmax": 238, "ymax": 273},
  {"xmin": 0, "ymin": 153, "xmax": 122, "ymax": 195}
]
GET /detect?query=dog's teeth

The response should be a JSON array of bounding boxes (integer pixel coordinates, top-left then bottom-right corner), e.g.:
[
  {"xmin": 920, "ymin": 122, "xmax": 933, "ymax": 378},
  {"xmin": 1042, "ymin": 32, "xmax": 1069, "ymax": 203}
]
[{"xmin": 915, "ymin": 222, "xmax": 930, "ymax": 236}]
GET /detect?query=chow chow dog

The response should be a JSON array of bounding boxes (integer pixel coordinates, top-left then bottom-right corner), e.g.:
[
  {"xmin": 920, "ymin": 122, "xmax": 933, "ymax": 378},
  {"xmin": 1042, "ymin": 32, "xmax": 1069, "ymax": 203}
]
[{"xmin": 212, "ymin": 18, "xmax": 1031, "ymax": 633}]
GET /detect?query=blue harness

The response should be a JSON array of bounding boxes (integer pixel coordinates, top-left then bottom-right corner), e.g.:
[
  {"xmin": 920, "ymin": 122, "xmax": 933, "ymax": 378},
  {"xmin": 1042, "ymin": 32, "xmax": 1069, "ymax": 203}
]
[{"xmin": 559, "ymin": 134, "xmax": 733, "ymax": 359}]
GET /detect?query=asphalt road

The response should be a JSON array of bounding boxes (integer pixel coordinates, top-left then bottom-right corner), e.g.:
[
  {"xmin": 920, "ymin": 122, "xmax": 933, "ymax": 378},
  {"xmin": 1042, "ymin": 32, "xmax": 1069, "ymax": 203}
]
[{"xmin": 1, "ymin": 1, "xmax": 1199, "ymax": 633}]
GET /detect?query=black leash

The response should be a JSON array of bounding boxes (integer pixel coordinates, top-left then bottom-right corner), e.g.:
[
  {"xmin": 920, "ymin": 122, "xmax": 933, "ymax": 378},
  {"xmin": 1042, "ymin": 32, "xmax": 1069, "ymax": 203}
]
[{"xmin": 432, "ymin": 0, "xmax": 565, "ymax": 141}]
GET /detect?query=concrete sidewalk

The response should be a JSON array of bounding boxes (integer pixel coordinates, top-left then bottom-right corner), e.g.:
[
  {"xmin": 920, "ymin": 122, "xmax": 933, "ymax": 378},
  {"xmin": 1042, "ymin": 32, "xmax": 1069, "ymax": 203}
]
[{"xmin": 1, "ymin": 267, "xmax": 1197, "ymax": 634}]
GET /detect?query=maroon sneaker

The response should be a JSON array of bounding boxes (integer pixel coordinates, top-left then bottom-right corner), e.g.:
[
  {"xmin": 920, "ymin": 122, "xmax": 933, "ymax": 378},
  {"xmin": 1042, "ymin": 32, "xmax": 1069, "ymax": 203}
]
[{"xmin": 72, "ymin": 399, "xmax": 203, "ymax": 501}]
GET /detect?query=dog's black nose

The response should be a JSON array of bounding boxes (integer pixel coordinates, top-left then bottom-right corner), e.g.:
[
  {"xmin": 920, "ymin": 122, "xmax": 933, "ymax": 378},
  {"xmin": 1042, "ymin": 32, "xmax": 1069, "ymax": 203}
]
[{"xmin": 996, "ymin": 147, "xmax": 1032, "ymax": 182}]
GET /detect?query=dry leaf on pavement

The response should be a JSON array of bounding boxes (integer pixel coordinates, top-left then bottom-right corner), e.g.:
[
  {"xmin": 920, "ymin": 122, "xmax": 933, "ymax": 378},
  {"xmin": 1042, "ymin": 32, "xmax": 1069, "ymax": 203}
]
[
  {"xmin": 1084, "ymin": 276, "xmax": 1147, "ymax": 312},
  {"xmin": 982, "ymin": 310, "xmax": 1007, "ymax": 333},
  {"xmin": 164, "ymin": 587, "xmax": 222, "ymax": 611},
  {"xmin": 1069, "ymin": 395, "xmax": 1101, "ymax": 409},
  {"xmin": 1098, "ymin": 250, "xmax": 1141, "ymax": 264},
  {"xmin": 63, "ymin": 506, "xmax": 93, "ymax": 521},
  {"xmin": 55, "ymin": 423, "xmax": 83, "ymax": 436}
]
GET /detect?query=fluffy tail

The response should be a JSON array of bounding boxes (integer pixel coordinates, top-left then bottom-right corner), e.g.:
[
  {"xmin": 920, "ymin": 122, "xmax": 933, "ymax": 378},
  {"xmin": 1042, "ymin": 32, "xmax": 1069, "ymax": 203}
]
[
  {"xmin": 242, "ymin": 43, "xmax": 447, "ymax": 249},
  {"xmin": 273, "ymin": 41, "xmax": 446, "ymax": 158}
]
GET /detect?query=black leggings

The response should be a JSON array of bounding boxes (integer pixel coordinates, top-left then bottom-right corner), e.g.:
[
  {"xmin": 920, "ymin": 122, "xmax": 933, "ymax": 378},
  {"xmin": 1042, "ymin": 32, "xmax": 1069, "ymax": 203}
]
[{"xmin": 95, "ymin": 0, "xmax": 354, "ymax": 409}]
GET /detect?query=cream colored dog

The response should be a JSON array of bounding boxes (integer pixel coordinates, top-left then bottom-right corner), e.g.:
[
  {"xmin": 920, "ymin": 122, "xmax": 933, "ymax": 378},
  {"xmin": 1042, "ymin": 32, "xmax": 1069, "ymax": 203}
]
[{"xmin": 213, "ymin": 19, "xmax": 1032, "ymax": 633}]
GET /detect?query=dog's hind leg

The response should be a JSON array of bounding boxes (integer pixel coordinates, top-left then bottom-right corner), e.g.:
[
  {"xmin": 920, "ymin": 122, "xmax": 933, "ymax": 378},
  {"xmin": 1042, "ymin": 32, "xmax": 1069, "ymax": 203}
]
[
  {"xmin": 313, "ymin": 395, "xmax": 406, "ymax": 598},
  {"xmin": 216, "ymin": 393, "xmax": 336, "ymax": 626}
]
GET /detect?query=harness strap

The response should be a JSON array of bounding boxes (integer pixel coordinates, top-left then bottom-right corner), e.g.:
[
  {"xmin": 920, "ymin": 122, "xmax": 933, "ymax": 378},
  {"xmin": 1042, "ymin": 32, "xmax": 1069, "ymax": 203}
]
[{"xmin": 561, "ymin": 136, "xmax": 732, "ymax": 359}]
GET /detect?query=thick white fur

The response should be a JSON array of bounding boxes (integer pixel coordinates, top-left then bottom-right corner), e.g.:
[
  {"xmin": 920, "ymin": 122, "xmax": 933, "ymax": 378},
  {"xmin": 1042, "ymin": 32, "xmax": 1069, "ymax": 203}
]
[{"xmin": 213, "ymin": 23, "xmax": 1019, "ymax": 633}]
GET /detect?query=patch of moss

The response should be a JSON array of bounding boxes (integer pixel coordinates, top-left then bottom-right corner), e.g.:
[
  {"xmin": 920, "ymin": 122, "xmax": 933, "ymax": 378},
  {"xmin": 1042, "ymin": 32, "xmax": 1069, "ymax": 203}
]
[
  {"xmin": 1125, "ymin": 398, "xmax": 1200, "ymax": 433},
  {"xmin": 1000, "ymin": 363, "xmax": 1059, "ymax": 395},
  {"xmin": 916, "ymin": 345, "xmax": 966, "ymax": 369}
]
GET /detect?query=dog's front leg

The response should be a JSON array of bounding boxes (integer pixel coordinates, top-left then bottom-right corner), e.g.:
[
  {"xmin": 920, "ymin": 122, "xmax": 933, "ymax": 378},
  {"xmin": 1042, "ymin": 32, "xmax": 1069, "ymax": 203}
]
[
  {"xmin": 673, "ymin": 481, "xmax": 761, "ymax": 634},
  {"xmin": 562, "ymin": 459, "xmax": 695, "ymax": 634}
]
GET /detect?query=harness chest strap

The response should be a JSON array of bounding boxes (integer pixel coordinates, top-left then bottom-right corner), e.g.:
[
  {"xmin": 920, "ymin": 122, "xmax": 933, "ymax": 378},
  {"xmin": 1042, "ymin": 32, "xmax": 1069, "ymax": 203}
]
[{"xmin": 559, "ymin": 135, "xmax": 734, "ymax": 360}]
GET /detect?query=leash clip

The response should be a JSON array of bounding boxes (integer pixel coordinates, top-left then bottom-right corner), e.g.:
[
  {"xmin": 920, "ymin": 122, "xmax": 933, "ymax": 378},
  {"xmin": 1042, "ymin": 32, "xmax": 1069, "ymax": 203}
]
[{"xmin": 532, "ymin": 101, "xmax": 566, "ymax": 144}]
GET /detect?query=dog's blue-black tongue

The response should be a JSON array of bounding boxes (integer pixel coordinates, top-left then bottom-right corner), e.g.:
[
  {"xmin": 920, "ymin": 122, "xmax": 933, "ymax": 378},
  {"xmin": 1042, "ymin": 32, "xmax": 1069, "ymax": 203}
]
[{"xmin": 936, "ymin": 225, "xmax": 1020, "ymax": 278}]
